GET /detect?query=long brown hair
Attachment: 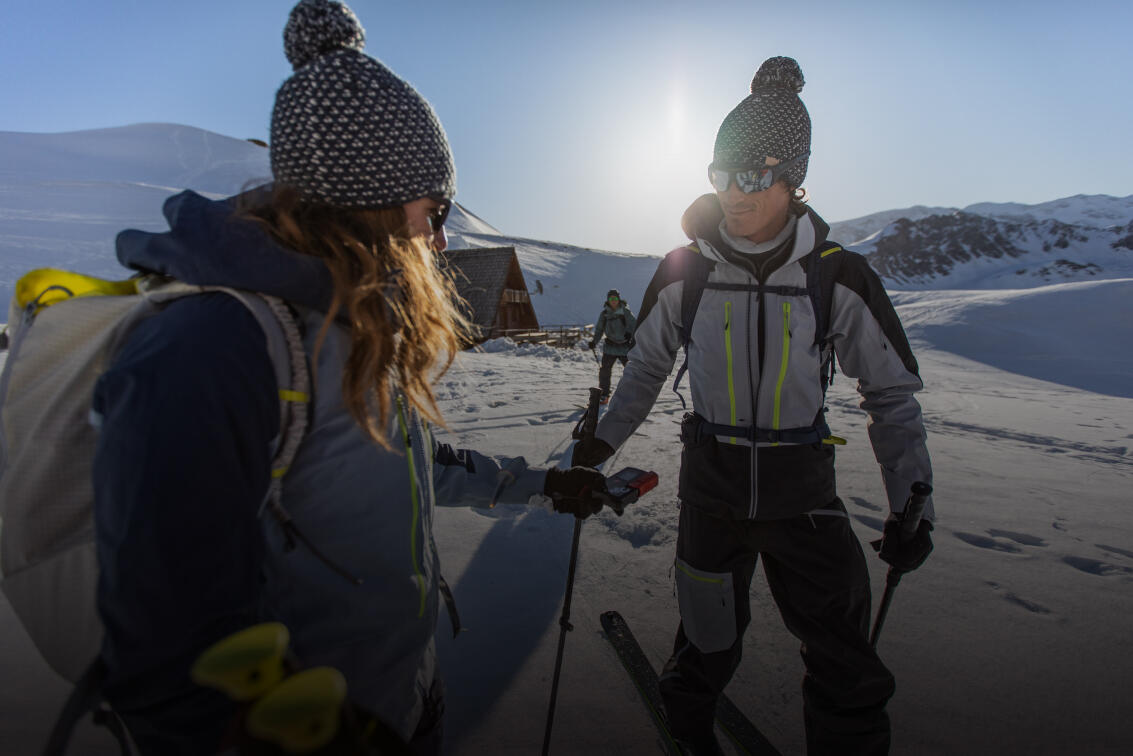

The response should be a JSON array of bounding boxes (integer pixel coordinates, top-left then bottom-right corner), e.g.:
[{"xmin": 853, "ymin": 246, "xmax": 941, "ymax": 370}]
[{"xmin": 240, "ymin": 185, "xmax": 469, "ymax": 449}]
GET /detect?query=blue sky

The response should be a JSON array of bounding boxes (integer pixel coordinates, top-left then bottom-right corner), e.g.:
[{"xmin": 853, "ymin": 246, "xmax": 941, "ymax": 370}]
[{"xmin": 3, "ymin": 0, "xmax": 1132, "ymax": 255}]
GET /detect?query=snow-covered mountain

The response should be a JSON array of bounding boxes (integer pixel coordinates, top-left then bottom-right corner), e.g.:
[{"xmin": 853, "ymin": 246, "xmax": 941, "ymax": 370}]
[
  {"xmin": 828, "ymin": 196, "xmax": 1133, "ymax": 289},
  {"xmin": 849, "ymin": 211, "xmax": 1133, "ymax": 289},
  {"xmin": 2, "ymin": 123, "xmax": 1131, "ymax": 317},
  {"xmin": 0, "ymin": 124, "xmax": 659, "ymax": 327}
]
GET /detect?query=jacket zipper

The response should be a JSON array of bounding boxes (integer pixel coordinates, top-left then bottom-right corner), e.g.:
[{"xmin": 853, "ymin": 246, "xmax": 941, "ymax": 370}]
[
  {"xmin": 772, "ymin": 301, "xmax": 792, "ymax": 446},
  {"xmin": 724, "ymin": 301, "xmax": 737, "ymax": 445},
  {"xmin": 396, "ymin": 396, "xmax": 428, "ymax": 619}
]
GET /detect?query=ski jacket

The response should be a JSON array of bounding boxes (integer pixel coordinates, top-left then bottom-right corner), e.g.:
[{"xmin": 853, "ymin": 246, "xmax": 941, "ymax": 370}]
[
  {"xmin": 93, "ymin": 189, "xmax": 549, "ymax": 753},
  {"xmin": 596, "ymin": 196, "xmax": 933, "ymax": 521},
  {"xmin": 593, "ymin": 303, "xmax": 637, "ymax": 356}
]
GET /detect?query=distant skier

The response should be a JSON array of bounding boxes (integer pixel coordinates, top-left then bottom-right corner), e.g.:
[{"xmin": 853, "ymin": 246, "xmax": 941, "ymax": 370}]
[
  {"xmin": 588, "ymin": 289, "xmax": 636, "ymax": 403},
  {"xmin": 573, "ymin": 57, "xmax": 934, "ymax": 755}
]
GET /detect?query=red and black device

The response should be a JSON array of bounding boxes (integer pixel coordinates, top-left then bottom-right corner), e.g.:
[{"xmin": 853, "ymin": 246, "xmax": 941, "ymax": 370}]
[{"xmin": 604, "ymin": 467, "xmax": 659, "ymax": 514}]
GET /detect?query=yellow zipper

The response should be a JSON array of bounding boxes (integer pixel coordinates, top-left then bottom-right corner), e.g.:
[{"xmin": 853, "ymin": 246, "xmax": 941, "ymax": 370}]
[
  {"xmin": 724, "ymin": 301, "xmax": 737, "ymax": 444},
  {"xmin": 772, "ymin": 302, "xmax": 791, "ymax": 446},
  {"xmin": 396, "ymin": 396, "xmax": 427, "ymax": 619}
]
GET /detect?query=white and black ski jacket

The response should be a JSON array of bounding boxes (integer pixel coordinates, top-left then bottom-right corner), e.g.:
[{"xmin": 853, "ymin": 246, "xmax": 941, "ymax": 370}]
[{"xmin": 596, "ymin": 196, "xmax": 933, "ymax": 521}]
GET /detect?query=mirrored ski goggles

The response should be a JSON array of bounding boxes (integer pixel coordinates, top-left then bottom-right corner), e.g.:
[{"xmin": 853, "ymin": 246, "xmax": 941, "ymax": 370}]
[
  {"xmin": 427, "ymin": 197, "xmax": 452, "ymax": 233},
  {"xmin": 707, "ymin": 153, "xmax": 809, "ymax": 194}
]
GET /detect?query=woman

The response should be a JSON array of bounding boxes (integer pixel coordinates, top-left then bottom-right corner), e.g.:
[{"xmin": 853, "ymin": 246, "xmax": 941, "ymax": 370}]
[{"xmin": 91, "ymin": 2, "xmax": 605, "ymax": 753}]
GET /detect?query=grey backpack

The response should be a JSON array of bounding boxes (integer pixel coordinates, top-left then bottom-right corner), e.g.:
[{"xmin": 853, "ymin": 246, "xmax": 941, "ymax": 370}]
[{"xmin": 0, "ymin": 268, "xmax": 311, "ymax": 683}]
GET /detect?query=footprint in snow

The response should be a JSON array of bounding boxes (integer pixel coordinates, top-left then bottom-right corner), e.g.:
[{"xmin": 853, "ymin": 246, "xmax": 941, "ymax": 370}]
[
  {"xmin": 1096, "ymin": 544, "xmax": 1133, "ymax": 560},
  {"xmin": 984, "ymin": 582, "xmax": 1052, "ymax": 615},
  {"xmin": 1062, "ymin": 556, "xmax": 1133, "ymax": 577},
  {"xmin": 953, "ymin": 532, "xmax": 1023, "ymax": 553},
  {"xmin": 488, "ymin": 400, "xmax": 507, "ymax": 408},
  {"xmin": 987, "ymin": 529, "xmax": 1047, "ymax": 547}
]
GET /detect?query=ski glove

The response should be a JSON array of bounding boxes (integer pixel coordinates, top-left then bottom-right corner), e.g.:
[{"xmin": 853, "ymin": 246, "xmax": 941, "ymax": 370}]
[
  {"xmin": 876, "ymin": 517, "xmax": 934, "ymax": 573},
  {"xmin": 588, "ymin": 340, "xmax": 597, "ymax": 350},
  {"xmin": 544, "ymin": 466, "xmax": 608, "ymax": 519},
  {"xmin": 571, "ymin": 437, "xmax": 615, "ymax": 469}
]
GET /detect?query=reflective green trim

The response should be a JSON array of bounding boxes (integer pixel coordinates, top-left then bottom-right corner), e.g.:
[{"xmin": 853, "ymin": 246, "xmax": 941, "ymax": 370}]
[
  {"xmin": 674, "ymin": 560, "xmax": 725, "ymax": 585},
  {"xmin": 772, "ymin": 302, "xmax": 791, "ymax": 446},
  {"xmin": 723, "ymin": 301, "xmax": 737, "ymax": 445},
  {"xmin": 821, "ymin": 245, "xmax": 842, "ymax": 258},
  {"xmin": 396, "ymin": 397, "xmax": 427, "ymax": 619}
]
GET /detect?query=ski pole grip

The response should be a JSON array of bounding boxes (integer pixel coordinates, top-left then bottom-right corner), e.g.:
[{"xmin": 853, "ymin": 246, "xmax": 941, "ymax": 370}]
[{"xmin": 899, "ymin": 481, "xmax": 932, "ymax": 541}]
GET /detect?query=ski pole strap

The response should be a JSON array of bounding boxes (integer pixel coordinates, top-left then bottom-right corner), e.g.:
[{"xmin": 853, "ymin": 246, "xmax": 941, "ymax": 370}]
[{"xmin": 679, "ymin": 411, "xmax": 828, "ymax": 446}]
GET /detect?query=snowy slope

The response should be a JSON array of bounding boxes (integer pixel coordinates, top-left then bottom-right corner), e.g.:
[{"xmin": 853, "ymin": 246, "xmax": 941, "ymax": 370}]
[
  {"xmin": 852, "ymin": 211, "xmax": 1133, "ymax": 289},
  {"xmin": 2, "ymin": 123, "xmax": 1132, "ymax": 755},
  {"xmin": 966, "ymin": 193, "xmax": 1133, "ymax": 229},
  {"xmin": 0, "ymin": 124, "xmax": 658, "ymax": 327}
]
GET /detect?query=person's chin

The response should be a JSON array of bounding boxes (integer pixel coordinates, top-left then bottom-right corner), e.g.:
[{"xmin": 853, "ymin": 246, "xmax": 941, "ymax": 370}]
[{"xmin": 724, "ymin": 214, "xmax": 756, "ymax": 237}]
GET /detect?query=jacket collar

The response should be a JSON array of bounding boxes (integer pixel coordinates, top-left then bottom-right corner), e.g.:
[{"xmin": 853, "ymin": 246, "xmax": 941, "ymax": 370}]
[
  {"xmin": 116, "ymin": 188, "xmax": 336, "ymax": 311},
  {"xmin": 679, "ymin": 193, "xmax": 830, "ymax": 268}
]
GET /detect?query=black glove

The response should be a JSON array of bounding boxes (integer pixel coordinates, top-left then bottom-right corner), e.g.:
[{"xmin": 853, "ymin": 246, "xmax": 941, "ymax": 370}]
[
  {"xmin": 876, "ymin": 517, "xmax": 934, "ymax": 573},
  {"xmin": 571, "ymin": 437, "xmax": 615, "ymax": 468},
  {"xmin": 587, "ymin": 340, "xmax": 597, "ymax": 350},
  {"xmin": 544, "ymin": 467, "xmax": 608, "ymax": 519}
]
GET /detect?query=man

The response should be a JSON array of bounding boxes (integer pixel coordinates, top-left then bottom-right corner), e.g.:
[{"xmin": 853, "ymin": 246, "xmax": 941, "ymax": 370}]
[
  {"xmin": 573, "ymin": 57, "xmax": 934, "ymax": 755},
  {"xmin": 588, "ymin": 289, "xmax": 636, "ymax": 403}
]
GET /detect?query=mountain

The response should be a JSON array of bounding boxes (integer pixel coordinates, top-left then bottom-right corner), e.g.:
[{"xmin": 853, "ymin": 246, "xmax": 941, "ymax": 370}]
[
  {"xmin": 2, "ymin": 123, "xmax": 1130, "ymax": 315},
  {"xmin": 0, "ymin": 124, "xmax": 659, "ymax": 326},
  {"xmin": 847, "ymin": 211, "xmax": 1133, "ymax": 289},
  {"xmin": 828, "ymin": 205, "xmax": 958, "ymax": 246},
  {"xmin": 827, "ymin": 195, "xmax": 1133, "ymax": 289}
]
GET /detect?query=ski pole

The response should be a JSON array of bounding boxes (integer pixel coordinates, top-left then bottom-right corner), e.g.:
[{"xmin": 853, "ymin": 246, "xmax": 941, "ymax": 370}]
[
  {"xmin": 869, "ymin": 482, "xmax": 932, "ymax": 648},
  {"xmin": 542, "ymin": 387, "xmax": 603, "ymax": 756}
]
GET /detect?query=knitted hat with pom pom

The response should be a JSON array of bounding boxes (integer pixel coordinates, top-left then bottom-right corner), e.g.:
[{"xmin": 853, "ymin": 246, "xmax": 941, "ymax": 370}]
[
  {"xmin": 270, "ymin": 0, "xmax": 455, "ymax": 208},
  {"xmin": 713, "ymin": 56, "xmax": 811, "ymax": 188}
]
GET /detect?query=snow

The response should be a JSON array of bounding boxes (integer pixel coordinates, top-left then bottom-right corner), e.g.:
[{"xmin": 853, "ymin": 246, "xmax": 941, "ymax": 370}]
[{"xmin": 2, "ymin": 125, "xmax": 1133, "ymax": 755}]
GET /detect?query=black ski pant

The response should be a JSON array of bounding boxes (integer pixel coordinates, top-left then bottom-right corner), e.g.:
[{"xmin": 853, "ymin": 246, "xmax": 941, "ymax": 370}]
[
  {"xmin": 598, "ymin": 352, "xmax": 627, "ymax": 396},
  {"xmin": 658, "ymin": 500, "xmax": 895, "ymax": 756}
]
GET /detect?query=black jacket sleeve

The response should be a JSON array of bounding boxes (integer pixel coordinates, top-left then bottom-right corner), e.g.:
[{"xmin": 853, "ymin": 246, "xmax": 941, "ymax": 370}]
[{"xmin": 92, "ymin": 293, "xmax": 279, "ymax": 754}]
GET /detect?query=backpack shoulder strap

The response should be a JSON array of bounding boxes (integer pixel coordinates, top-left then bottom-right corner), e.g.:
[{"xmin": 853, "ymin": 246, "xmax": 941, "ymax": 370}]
[
  {"xmin": 804, "ymin": 242, "xmax": 845, "ymax": 391},
  {"xmin": 138, "ymin": 279, "xmax": 311, "ymax": 505},
  {"xmin": 671, "ymin": 243, "xmax": 714, "ymax": 408}
]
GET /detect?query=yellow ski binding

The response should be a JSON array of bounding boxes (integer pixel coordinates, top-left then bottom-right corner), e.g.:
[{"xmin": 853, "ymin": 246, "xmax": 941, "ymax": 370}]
[
  {"xmin": 246, "ymin": 667, "xmax": 347, "ymax": 754},
  {"xmin": 190, "ymin": 622, "xmax": 290, "ymax": 702}
]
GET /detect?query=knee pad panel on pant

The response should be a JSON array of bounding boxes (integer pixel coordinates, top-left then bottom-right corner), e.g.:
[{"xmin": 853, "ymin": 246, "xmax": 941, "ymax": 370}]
[{"xmin": 674, "ymin": 557, "xmax": 736, "ymax": 654}]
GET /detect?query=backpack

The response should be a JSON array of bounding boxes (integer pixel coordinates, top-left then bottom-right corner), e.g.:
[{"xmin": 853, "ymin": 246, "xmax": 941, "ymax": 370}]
[
  {"xmin": 671, "ymin": 241, "xmax": 848, "ymax": 445},
  {"xmin": 0, "ymin": 268, "xmax": 312, "ymax": 684}
]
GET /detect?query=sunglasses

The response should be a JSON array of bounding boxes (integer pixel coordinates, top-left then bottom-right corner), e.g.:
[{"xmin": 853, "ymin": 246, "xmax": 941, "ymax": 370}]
[
  {"xmin": 708, "ymin": 153, "xmax": 808, "ymax": 194},
  {"xmin": 427, "ymin": 197, "xmax": 452, "ymax": 233}
]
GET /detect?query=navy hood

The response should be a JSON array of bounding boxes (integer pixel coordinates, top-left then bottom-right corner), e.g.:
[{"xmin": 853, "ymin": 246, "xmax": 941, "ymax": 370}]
[{"xmin": 116, "ymin": 189, "xmax": 336, "ymax": 311}]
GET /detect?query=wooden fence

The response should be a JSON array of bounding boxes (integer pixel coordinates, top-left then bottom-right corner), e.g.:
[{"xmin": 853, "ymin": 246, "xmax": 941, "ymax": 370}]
[{"xmin": 486, "ymin": 324, "xmax": 593, "ymax": 348}]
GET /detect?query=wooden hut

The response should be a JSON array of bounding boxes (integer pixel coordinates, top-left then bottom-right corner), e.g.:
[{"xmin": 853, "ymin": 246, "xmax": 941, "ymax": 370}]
[{"xmin": 440, "ymin": 246, "xmax": 539, "ymax": 343}]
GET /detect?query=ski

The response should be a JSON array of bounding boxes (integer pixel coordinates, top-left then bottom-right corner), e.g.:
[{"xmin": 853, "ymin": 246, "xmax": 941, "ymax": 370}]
[
  {"xmin": 600, "ymin": 611, "xmax": 781, "ymax": 756},
  {"xmin": 600, "ymin": 611, "xmax": 686, "ymax": 756}
]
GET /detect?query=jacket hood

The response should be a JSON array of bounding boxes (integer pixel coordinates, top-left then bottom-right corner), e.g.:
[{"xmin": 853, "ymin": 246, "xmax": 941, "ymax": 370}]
[
  {"xmin": 116, "ymin": 189, "xmax": 336, "ymax": 311},
  {"xmin": 679, "ymin": 193, "xmax": 831, "ymax": 262}
]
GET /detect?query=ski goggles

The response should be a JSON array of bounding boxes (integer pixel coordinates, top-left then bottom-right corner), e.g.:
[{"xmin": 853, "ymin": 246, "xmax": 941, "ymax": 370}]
[
  {"xmin": 427, "ymin": 197, "xmax": 452, "ymax": 233},
  {"xmin": 707, "ymin": 153, "xmax": 808, "ymax": 194}
]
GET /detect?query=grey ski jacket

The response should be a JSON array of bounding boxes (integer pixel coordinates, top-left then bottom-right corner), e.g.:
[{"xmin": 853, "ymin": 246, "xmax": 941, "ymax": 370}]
[
  {"xmin": 596, "ymin": 196, "xmax": 933, "ymax": 521},
  {"xmin": 593, "ymin": 304, "xmax": 637, "ymax": 357}
]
